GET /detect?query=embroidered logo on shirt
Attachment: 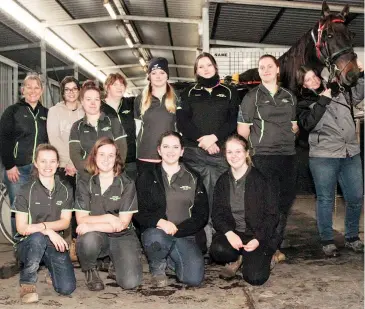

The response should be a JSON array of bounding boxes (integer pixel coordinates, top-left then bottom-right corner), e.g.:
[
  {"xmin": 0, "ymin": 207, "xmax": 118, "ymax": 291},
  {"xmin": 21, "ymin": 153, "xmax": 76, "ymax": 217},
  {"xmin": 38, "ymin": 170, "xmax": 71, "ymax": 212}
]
[
  {"xmin": 180, "ymin": 186, "xmax": 191, "ymax": 191},
  {"xmin": 264, "ymin": 100, "xmax": 270, "ymax": 103},
  {"xmin": 216, "ymin": 94, "xmax": 226, "ymax": 98},
  {"xmin": 56, "ymin": 201, "xmax": 63, "ymax": 206},
  {"xmin": 24, "ymin": 115, "xmax": 28, "ymax": 118},
  {"xmin": 101, "ymin": 126, "xmax": 111, "ymax": 131},
  {"xmin": 122, "ymin": 110, "xmax": 130, "ymax": 114},
  {"xmin": 39, "ymin": 116, "xmax": 47, "ymax": 120},
  {"xmin": 194, "ymin": 94, "xmax": 201, "ymax": 96},
  {"xmin": 84, "ymin": 130, "xmax": 90, "ymax": 133},
  {"xmin": 282, "ymin": 99, "xmax": 289, "ymax": 103},
  {"xmin": 35, "ymin": 202, "xmax": 40, "ymax": 204},
  {"xmin": 110, "ymin": 196, "xmax": 121, "ymax": 201}
]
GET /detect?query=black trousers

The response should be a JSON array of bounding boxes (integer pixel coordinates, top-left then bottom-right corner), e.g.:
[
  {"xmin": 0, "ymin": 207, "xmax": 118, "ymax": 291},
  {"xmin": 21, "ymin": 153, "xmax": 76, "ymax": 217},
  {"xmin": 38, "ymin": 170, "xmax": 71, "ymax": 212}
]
[
  {"xmin": 252, "ymin": 155, "xmax": 297, "ymax": 247},
  {"xmin": 210, "ymin": 232, "xmax": 273, "ymax": 286},
  {"xmin": 57, "ymin": 168, "xmax": 77, "ymax": 239}
]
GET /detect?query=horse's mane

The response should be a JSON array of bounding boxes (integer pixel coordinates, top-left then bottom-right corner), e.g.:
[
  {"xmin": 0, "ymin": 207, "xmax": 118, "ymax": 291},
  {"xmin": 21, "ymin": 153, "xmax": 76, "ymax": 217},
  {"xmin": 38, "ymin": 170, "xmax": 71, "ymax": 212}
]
[{"xmin": 279, "ymin": 22, "xmax": 324, "ymax": 92}]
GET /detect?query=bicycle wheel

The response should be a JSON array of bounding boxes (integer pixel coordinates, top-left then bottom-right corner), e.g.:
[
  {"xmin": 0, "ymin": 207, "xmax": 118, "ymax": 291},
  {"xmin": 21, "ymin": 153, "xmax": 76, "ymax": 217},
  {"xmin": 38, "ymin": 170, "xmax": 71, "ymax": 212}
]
[{"xmin": 0, "ymin": 187, "xmax": 14, "ymax": 245}]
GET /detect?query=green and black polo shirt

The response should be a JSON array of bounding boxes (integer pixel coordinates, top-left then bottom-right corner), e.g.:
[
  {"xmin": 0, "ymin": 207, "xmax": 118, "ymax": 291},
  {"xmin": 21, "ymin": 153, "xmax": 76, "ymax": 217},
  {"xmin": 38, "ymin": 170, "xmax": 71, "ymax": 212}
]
[{"xmin": 11, "ymin": 176, "xmax": 73, "ymax": 225}]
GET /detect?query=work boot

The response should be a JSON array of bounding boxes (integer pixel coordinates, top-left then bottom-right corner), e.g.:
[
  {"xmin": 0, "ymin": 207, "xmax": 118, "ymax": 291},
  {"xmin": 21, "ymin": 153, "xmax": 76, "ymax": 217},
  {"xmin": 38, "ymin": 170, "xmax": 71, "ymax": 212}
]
[
  {"xmin": 272, "ymin": 249, "xmax": 286, "ymax": 263},
  {"xmin": 322, "ymin": 244, "xmax": 340, "ymax": 257},
  {"xmin": 219, "ymin": 255, "xmax": 243, "ymax": 279},
  {"xmin": 345, "ymin": 239, "xmax": 364, "ymax": 253},
  {"xmin": 69, "ymin": 238, "xmax": 78, "ymax": 262},
  {"xmin": 85, "ymin": 268, "xmax": 104, "ymax": 291},
  {"xmin": 20, "ymin": 284, "xmax": 38, "ymax": 304},
  {"xmin": 151, "ymin": 274, "xmax": 168, "ymax": 287},
  {"xmin": 107, "ymin": 261, "xmax": 116, "ymax": 281}
]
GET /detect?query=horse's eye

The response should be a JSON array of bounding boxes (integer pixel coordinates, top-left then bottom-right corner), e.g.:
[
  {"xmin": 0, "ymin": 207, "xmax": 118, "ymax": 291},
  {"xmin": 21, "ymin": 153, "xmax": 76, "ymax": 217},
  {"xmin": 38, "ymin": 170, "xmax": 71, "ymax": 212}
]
[{"xmin": 327, "ymin": 34, "xmax": 333, "ymax": 39}]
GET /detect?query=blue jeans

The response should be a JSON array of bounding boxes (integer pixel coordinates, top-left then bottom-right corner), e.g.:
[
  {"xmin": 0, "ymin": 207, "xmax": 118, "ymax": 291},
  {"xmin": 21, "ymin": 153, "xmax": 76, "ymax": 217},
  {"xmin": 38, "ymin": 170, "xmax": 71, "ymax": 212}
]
[
  {"xmin": 142, "ymin": 228, "xmax": 204, "ymax": 287},
  {"xmin": 16, "ymin": 232, "xmax": 76, "ymax": 295},
  {"xmin": 3, "ymin": 164, "xmax": 33, "ymax": 235},
  {"xmin": 76, "ymin": 229, "xmax": 142, "ymax": 289},
  {"xmin": 309, "ymin": 154, "xmax": 363, "ymax": 242}
]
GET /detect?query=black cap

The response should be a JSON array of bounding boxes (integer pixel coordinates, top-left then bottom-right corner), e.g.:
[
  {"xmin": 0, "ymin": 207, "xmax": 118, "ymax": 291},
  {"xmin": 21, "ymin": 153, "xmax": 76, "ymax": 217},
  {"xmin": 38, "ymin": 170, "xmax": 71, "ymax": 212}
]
[{"xmin": 147, "ymin": 57, "xmax": 169, "ymax": 78}]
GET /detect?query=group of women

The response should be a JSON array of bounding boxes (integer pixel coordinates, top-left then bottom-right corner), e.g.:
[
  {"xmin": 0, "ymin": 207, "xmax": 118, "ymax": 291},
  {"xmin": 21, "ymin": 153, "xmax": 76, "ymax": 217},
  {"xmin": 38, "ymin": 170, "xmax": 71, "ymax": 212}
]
[{"xmin": 0, "ymin": 50, "xmax": 363, "ymax": 304}]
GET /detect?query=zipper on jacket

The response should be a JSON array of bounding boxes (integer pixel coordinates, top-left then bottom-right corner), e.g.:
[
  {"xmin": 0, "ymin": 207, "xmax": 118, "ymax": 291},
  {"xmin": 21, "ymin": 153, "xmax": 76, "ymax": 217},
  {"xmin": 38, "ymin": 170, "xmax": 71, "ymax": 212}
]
[
  {"xmin": 317, "ymin": 132, "xmax": 320, "ymax": 143},
  {"xmin": 13, "ymin": 141, "xmax": 19, "ymax": 158},
  {"xmin": 28, "ymin": 107, "xmax": 39, "ymax": 163}
]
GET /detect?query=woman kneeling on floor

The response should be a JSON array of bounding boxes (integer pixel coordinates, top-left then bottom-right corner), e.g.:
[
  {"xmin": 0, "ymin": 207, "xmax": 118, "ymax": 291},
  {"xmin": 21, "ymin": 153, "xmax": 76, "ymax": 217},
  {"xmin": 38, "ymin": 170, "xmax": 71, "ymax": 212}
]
[
  {"xmin": 75, "ymin": 137, "xmax": 142, "ymax": 291},
  {"xmin": 135, "ymin": 131, "xmax": 209, "ymax": 287},
  {"xmin": 210, "ymin": 135, "xmax": 279, "ymax": 285},
  {"xmin": 11, "ymin": 144, "xmax": 76, "ymax": 304}
]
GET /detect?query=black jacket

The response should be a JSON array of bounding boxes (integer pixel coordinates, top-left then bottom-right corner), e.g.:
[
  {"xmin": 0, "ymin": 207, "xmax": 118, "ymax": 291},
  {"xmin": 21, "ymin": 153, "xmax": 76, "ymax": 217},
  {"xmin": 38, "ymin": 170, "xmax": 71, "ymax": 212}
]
[
  {"xmin": 0, "ymin": 99, "xmax": 48, "ymax": 169},
  {"xmin": 212, "ymin": 167, "xmax": 279, "ymax": 253},
  {"xmin": 177, "ymin": 83, "xmax": 239, "ymax": 148},
  {"xmin": 101, "ymin": 97, "xmax": 136, "ymax": 163},
  {"xmin": 135, "ymin": 164, "xmax": 209, "ymax": 238}
]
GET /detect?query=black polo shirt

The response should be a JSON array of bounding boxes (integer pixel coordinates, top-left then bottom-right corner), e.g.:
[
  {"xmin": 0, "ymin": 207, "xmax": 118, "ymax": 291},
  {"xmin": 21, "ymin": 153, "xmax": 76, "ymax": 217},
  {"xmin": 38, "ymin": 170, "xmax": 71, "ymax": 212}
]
[
  {"xmin": 238, "ymin": 84, "xmax": 297, "ymax": 155},
  {"xmin": 101, "ymin": 98, "xmax": 136, "ymax": 163},
  {"xmin": 161, "ymin": 164, "xmax": 196, "ymax": 225},
  {"xmin": 75, "ymin": 173, "xmax": 138, "ymax": 217},
  {"xmin": 11, "ymin": 176, "xmax": 73, "ymax": 224},
  {"xmin": 228, "ymin": 167, "xmax": 251, "ymax": 233},
  {"xmin": 69, "ymin": 112, "xmax": 127, "ymax": 171},
  {"xmin": 134, "ymin": 94, "xmax": 176, "ymax": 160}
]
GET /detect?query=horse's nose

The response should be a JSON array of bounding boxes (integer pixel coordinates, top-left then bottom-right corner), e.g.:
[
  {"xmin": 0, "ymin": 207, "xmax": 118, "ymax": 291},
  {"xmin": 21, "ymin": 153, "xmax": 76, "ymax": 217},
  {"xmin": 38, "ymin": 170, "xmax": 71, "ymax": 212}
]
[{"xmin": 345, "ymin": 70, "xmax": 359, "ymax": 86}]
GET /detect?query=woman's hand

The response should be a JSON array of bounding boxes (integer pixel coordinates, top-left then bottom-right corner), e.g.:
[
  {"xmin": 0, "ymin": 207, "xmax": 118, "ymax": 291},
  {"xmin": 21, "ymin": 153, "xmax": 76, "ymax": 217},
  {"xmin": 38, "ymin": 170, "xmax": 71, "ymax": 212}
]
[
  {"xmin": 242, "ymin": 239, "xmax": 259, "ymax": 252},
  {"xmin": 108, "ymin": 216, "xmax": 124, "ymax": 233},
  {"xmin": 320, "ymin": 88, "xmax": 332, "ymax": 98},
  {"xmin": 6, "ymin": 166, "xmax": 20, "ymax": 183},
  {"xmin": 43, "ymin": 229, "xmax": 69, "ymax": 252},
  {"xmin": 157, "ymin": 219, "xmax": 178, "ymax": 236},
  {"xmin": 76, "ymin": 223, "xmax": 92, "ymax": 236},
  {"xmin": 225, "ymin": 231, "xmax": 243, "ymax": 251},
  {"xmin": 23, "ymin": 223, "xmax": 44, "ymax": 236},
  {"xmin": 206, "ymin": 143, "xmax": 220, "ymax": 155},
  {"xmin": 357, "ymin": 59, "xmax": 364, "ymax": 72},
  {"xmin": 197, "ymin": 134, "xmax": 218, "ymax": 150},
  {"xmin": 65, "ymin": 163, "xmax": 77, "ymax": 177}
]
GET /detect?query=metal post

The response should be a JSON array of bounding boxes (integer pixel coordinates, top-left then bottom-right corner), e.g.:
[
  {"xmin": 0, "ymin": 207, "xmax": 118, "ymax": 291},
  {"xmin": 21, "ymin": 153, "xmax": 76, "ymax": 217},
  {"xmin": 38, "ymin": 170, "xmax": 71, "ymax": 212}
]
[
  {"xmin": 13, "ymin": 66, "xmax": 18, "ymax": 103},
  {"xmin": 202, "ymin": 3, "xmax": 210, "ymax": 53},
  {"xmin": 40, "ymin": 38, "xmax": 47, "ymax": 106},
  {"xmin": 74, "ymin": 64, "xmax": 79, "ymax": 80}
]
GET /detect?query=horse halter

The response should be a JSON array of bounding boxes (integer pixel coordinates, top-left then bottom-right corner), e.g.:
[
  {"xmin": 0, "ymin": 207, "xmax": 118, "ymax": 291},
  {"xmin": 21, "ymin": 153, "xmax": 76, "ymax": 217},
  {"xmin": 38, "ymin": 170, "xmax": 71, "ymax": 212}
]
[{"xmin": 311, "ymin": 18, "xmax": 355, "ymax": 86}]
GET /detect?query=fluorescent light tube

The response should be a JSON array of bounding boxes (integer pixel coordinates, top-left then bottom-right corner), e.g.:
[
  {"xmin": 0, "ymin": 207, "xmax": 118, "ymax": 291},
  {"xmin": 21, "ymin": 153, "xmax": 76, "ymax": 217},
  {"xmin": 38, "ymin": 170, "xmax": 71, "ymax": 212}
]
[{"xmin": 104, "ymin": 1, "xmax": 117, "ymax": 20}]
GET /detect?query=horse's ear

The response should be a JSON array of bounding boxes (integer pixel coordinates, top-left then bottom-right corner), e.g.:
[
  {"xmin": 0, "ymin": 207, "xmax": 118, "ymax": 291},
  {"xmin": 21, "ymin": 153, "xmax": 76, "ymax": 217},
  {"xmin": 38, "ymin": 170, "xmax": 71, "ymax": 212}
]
[
  {"xmin": 321, "ymin": 1, "xmax": 330, "ymax": 17},
  {"xmin": 340, "ymin": 4, "xmax": 349, "ymax": 20}
]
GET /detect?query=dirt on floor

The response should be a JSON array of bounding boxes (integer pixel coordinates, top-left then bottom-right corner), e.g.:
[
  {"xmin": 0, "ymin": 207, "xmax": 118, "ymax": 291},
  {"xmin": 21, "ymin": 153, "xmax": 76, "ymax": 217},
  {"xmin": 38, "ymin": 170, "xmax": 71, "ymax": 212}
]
[{"xmin": 0, "ymin": 207, "xmax": 363, "ymax": 309}]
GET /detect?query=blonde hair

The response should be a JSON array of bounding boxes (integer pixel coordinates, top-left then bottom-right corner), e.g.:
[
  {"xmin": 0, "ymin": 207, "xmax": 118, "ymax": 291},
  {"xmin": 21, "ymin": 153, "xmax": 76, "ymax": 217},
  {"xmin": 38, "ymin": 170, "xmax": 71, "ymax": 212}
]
[
  {"xmin": 139, "ymin": 83, "xmax": 176, "ymax": 116},
  {"xmin": 23, "ymin": 72, "xmax": 43, "ymax": 89}
]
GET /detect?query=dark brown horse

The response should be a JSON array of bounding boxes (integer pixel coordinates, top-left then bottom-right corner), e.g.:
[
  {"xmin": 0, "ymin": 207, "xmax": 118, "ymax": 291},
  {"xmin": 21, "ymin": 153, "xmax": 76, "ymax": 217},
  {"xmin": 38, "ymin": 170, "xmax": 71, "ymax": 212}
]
[{"xmin": 240, "ymin": 1, "xmax": 359, "ymax": 93}]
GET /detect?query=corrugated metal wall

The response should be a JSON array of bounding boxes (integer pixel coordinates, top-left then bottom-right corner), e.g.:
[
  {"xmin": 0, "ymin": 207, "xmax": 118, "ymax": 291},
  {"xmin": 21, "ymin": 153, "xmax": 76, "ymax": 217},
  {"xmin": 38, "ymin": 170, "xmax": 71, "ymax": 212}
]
[{"xmin": 0, "ymin": 61, "xmax": 14, "ymax": 116}]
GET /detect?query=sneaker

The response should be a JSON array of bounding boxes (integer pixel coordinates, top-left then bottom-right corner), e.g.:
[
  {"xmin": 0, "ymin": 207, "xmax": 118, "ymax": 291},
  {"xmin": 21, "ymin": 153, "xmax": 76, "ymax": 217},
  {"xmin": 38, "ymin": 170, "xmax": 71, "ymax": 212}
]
[
  {"xmin": 219, "ymin": 255, "xmax": 243, "ymax": 279},
  {"xmin": 345, "ymin": 239, "xmax": 364, "ymax": 253},
  {"xmin": 151, "ymin": 274, "xmax": 168, "ymax": 287},
  {"xmin": 20, "ymin": 284, "xmax": 38, "ymax": 304},
  {"xmin": 85, "ymin": 268, "xmax": 104, "ymax": 291},
  {"xmin": 322, "ymin": 244, "xmax": 340, "ymax": 257},
  {"xmin": 272, "ymin": 250, "xmax": 286, "ymax": 263}
]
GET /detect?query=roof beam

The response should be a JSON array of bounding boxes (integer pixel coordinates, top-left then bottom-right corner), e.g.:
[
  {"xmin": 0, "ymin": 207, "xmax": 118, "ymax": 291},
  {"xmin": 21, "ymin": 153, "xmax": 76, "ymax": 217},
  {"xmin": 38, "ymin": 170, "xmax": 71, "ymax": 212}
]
[
  {"xmin": 42, "ymin": 15, "xmax": 201, "ymax": 28},
  {"xmin": 210, "ymin": 39, "xmax": 290, "ymax": 48},
  {"xmin": 97, "ymin": 64, "xmax": 194, "ymax": 70},
  {"xmin": 0, "ymin": 42, "xmax": 40, "ymax": 52},
  {"xmin": 76, "ymin": 44, "xmax": 198, "ymax": 54},
  {"xmin": 259, "ymin": 8, "xmax": 285, "ymax": 43},
  {"xmin": 128, "ymin": 76, "xmax": 194, "ymax": 82},
  {"xmin": 207, "ymin": 1, "xmax": 364, "ymax": 14}
]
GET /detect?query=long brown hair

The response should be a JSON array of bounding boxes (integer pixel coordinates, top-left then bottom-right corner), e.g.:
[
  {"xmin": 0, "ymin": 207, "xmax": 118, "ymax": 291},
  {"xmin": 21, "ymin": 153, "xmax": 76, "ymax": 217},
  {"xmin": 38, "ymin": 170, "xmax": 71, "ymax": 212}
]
[
  {"xmin": 86, "ymin": 137, "xmax": 124, "ymax": 175},
  {"xmin": 194, "ymin": 52, "xmax": 218, "ymax": 79}
]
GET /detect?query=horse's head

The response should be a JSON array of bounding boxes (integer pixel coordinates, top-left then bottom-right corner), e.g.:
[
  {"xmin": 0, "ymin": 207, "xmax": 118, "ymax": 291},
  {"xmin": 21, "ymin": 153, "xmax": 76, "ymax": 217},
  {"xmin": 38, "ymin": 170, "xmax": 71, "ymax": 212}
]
[{"xmin": 314, "ymin": 1, "xmax": 359, "ymax": 86}]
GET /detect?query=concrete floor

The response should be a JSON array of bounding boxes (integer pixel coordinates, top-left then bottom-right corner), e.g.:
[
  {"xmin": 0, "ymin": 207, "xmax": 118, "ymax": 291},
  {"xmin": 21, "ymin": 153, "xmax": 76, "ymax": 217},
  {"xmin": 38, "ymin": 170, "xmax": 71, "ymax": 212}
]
[{"xmin": 0, "ymin": 197, "xmax": 363, "ymax": 309}]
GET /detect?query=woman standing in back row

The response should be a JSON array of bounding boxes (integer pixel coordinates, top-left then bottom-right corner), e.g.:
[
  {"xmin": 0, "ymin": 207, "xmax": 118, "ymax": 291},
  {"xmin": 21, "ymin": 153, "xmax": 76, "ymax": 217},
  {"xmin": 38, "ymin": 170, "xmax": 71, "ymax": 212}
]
[
  {"xmin": 134, "ymin": 57, "xmax": 177, "ymax": 175},
  {"xmin": 177, "ymin": 52, "xmax": 239, "ymax": 248},
  {"xmin": 237, "ymin": 54, "xmax": 298, "ymax": 260}
]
